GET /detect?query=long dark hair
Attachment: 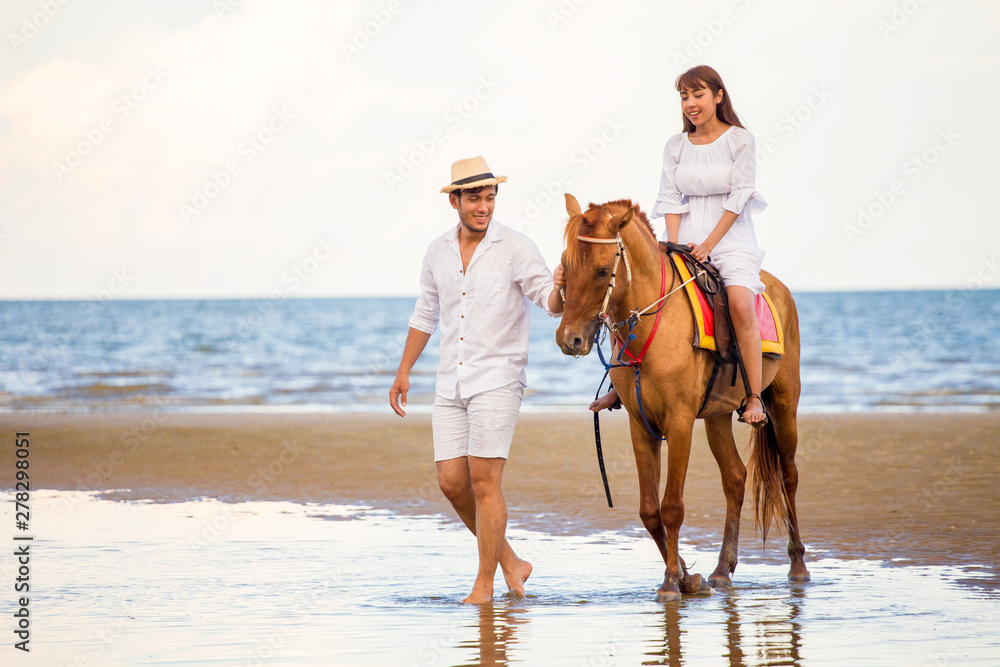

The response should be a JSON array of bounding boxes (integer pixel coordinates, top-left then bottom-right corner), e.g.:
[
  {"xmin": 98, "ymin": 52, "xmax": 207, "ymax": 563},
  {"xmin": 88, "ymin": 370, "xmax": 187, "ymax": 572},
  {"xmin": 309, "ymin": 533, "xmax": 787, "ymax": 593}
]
[{"xmin": 675, "ymin": 65, "xmax": 744, "ymax": 134}]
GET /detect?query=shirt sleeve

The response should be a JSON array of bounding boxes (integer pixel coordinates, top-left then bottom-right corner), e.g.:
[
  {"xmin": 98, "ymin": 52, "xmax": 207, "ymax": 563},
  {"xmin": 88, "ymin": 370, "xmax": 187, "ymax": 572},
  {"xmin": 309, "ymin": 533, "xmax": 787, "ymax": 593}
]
[
  {"xmin": 512, "ymin": 236, "xmax": 560, "ymax": 319},
  {"xmin": 651, "ymin": 136, "xmax": 689, "ymax": 218},
  {"xmin": 407, "ymin": 247, "xmax": 439, "ymax": 334},
  {"xmin": 723, "ymin": 131, "xmax": 758, "ymax": 216}
]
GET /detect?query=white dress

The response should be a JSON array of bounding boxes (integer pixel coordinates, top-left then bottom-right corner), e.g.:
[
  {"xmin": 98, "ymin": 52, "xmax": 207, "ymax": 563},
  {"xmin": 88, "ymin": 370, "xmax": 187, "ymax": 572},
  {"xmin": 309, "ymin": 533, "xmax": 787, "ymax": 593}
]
[{"xmin": 652, "ymin": 125, "xmax": 767, "ymax": 295}]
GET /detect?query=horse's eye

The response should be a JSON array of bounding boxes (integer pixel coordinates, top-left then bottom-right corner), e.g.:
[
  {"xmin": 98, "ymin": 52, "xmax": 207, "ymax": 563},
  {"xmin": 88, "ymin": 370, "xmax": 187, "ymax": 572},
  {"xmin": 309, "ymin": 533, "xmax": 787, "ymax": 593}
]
[{"xmin": 597, "ymin": 268, "xmax": 610, "ymax": 279}]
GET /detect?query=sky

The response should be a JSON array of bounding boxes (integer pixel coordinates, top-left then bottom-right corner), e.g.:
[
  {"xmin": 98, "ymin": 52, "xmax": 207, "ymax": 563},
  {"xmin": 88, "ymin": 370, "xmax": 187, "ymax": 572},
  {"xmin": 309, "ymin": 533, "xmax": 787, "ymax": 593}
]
[{"xmin": 0, "ymin": 0, "xmax": 997, "ymax": 300}]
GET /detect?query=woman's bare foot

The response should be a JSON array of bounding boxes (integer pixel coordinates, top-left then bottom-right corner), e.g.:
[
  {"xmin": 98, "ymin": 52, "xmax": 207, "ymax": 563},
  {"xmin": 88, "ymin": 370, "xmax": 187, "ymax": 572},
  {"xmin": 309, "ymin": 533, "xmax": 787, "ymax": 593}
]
[
  {"xmin": 742, "ymin": 395, "xmax": 767, "ymax": 427},
  {"xmin": 502, "ymin": 559, "xmax": 532, "ymax": 598},
  {"xmin": 589, "ymin": 389, "xmax": 620, "ymax": 412}
]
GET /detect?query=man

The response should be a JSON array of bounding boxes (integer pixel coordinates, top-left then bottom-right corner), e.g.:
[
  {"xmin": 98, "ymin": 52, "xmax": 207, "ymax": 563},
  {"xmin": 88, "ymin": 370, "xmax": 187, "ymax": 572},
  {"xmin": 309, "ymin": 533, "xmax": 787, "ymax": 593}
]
[{"xmin": 389, "ymin": 156, "xmax": 563, "ymax": 604}]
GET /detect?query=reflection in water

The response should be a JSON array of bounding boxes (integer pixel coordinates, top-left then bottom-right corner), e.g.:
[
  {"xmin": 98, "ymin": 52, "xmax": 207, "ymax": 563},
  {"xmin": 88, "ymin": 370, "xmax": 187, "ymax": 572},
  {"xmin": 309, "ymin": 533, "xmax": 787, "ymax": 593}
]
[
  {"xmin": 642, "ymin": 603, "xmax": 684, "ymax": 666},
  {"xmin": 721, "ymin": 593, "xmax": 745, "ymax": 667},
  {"xmin": 744, "ymin": 585, "xmax": 804, "ymax": 666},
  {"xmin": 643, "ymin": 585, "xmax": 806, "ymax": 667},
  {"xmin": 455, "ymin": 604, "xmax": 529, "ymax": 666}
]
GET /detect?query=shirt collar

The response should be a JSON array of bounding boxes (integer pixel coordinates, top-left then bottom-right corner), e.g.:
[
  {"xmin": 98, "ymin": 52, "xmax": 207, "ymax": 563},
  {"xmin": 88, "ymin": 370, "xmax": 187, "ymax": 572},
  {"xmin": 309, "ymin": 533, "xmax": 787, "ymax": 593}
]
[{"xmin": 484, "ymin": 218, "xmax": 503, "ymax": 245}]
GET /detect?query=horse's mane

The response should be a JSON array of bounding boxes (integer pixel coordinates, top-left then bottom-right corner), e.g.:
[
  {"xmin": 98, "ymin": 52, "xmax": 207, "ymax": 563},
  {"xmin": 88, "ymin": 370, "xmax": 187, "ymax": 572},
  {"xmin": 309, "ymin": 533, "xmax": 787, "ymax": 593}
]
[{"xmin": 563, "ymin": 199, "xmax": 656, "ymax": 271}]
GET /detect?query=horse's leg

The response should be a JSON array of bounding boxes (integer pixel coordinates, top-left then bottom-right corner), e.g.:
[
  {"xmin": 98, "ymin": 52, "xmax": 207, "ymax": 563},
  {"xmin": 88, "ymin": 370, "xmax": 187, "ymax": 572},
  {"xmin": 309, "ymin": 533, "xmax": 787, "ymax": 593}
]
[
  {"xmin": 628, "ymin": 418, "xmax": 671, "ymax": 584},
  {"xmin": 655, "ymin": 413, "xmax": 705, "ymax": 601},
  {"xmin": 703, "ymin": 414, "xmax": 746, "ymax": 588},
  {"xmin": 764, "ymin": 390, "xmax": 810, "ymax": 582}
]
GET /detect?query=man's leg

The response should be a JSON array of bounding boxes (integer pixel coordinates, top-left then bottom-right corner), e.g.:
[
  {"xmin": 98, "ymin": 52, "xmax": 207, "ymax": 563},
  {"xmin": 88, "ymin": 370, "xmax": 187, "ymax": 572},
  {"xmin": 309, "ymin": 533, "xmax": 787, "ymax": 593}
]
[
  {"xmin": 437, "ymin": 458, "xmax": 532, "ymax": 599},
  {"xmin": 463, "ymin": 456, "xmax": 507, "ymax": 603}
]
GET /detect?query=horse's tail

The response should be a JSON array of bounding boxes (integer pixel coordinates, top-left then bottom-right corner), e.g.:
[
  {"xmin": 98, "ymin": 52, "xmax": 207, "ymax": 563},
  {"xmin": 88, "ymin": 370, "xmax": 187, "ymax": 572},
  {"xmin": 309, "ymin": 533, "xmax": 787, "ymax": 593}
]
[{"xmin": 746, "ymin": 413, "xmax": 790, "ymax": 543}]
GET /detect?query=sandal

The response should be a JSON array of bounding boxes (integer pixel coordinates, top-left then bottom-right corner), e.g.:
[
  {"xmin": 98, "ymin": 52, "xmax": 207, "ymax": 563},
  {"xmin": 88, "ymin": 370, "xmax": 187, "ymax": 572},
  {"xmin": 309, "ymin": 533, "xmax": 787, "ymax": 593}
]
[{"xmin": 736, "ymin": 393, "xmax": 768, "ymax": 428}]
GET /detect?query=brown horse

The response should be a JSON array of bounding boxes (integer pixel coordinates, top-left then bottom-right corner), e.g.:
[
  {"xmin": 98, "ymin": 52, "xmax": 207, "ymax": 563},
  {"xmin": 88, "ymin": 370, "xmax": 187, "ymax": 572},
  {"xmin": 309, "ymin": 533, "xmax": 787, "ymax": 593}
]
[{"xmin": 555, "ymin": 194, "xmax": 809, "ymax": 601}]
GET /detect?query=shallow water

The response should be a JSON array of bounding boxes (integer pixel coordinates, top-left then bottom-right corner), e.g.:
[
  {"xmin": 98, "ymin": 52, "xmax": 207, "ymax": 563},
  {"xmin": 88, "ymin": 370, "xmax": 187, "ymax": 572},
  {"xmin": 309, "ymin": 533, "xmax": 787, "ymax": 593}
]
[{"xmin": 4, "ymin": 491, "xmax": 998, "ymax": 666}]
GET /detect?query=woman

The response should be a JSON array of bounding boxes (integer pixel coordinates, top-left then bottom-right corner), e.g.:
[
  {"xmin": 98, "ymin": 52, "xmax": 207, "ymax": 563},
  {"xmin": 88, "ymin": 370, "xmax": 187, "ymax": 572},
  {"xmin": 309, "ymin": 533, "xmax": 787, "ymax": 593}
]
[{"xmin": 590, "ymin": 65, "xmax": 769, "ymax": 426}]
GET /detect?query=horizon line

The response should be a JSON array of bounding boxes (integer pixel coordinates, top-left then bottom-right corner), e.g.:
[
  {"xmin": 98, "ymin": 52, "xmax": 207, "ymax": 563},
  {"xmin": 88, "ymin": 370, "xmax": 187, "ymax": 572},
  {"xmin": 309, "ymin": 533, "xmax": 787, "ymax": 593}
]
[{"xmin": 1, "ymin": 285, "xmax": 998, "ymax": 303}]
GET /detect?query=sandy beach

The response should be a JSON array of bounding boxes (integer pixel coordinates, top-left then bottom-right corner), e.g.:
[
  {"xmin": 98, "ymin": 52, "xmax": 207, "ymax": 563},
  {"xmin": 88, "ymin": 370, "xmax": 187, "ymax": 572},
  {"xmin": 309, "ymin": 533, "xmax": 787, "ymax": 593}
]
[{"xmin": 2, "ymin": 411, "xmax": 997, "ymax": 587}]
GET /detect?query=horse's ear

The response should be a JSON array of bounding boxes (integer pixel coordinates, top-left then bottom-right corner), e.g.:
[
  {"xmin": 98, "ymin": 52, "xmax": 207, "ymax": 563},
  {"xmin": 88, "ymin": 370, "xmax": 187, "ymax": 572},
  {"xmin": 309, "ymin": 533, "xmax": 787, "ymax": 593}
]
[
  {"xmin": 565, "ymin": 193, "xmax": 583, "ymax": 218},
  {"xmin": 608, "ymin": 206, "xmax": 635, "ymax": 234}
]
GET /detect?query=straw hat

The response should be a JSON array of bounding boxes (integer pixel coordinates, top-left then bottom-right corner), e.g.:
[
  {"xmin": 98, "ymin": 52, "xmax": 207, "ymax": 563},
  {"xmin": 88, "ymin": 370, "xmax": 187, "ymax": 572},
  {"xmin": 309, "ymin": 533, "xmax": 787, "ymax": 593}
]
[{"xmin": 440, "ymin": 156, "xmax": 507, "ymax": 194}]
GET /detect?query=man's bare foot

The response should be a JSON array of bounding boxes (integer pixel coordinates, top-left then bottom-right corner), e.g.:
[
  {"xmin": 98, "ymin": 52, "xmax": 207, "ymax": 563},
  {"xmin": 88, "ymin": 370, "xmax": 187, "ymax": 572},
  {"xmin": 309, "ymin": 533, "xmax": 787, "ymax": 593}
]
[
  {"xmin": 462, "ymin": 586, "xmax": 494, "ymax": 604},
  {"xmin": 502, "ymin": 559, "xmax": 532, "ymax": 598},
  {"xmin": 589, "ymin": 389, "xmax": 620, "ymax": 412}
]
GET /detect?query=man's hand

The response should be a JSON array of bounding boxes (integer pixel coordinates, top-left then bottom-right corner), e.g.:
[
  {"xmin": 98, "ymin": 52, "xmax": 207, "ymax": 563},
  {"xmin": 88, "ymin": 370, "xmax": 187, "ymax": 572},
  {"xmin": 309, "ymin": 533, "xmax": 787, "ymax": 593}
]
[
  {"xmin": 553, "ymin": 263, "xmax": 565, "ymax": 289},
  {"xmin": 390, "ymin": 328, "xmax": 432, "ymax": 417},
  {"xmin": 548, "ymin": 262, "xmax": 566, "ymax": 314},
  {"xmin": 389, "ymin": 372, "xmax": 410, "ymax": 417}
]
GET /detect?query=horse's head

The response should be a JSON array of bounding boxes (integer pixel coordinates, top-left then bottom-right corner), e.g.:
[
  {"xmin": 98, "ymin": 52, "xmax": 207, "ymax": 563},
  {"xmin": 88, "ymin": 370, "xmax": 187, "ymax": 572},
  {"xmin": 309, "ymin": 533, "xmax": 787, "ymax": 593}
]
[{"xmin": 556, "ymin": 193, "xmax": 642, "ymax": 356}]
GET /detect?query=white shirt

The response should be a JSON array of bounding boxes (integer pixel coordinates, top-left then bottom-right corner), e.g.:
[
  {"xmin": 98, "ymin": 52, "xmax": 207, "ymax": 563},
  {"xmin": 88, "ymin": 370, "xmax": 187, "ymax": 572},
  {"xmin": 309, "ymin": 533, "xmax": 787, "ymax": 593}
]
[
  {"xmin": 408, "ymin": 219, "xmax": 560, "ymax": 399},
  {"xmin": 652, "ymin": 125, "xmax": 766, "ymax": 265}
]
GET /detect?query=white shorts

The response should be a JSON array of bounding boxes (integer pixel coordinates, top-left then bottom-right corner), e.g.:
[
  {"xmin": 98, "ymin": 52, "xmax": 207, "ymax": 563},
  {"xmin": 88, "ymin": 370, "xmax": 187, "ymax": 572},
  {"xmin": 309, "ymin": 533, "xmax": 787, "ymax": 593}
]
[
  {"xmin": 712, "ymin": 252, "xmax": 766, "ymax": 296},
  {"xmin": 432, "ymin": 381, "xmax": 524, "ymax": 462}
]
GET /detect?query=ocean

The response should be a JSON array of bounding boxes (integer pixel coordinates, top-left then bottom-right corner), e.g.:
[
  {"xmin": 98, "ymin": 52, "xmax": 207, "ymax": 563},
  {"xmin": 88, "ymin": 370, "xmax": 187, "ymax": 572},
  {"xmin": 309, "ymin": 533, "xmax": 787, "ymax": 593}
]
[{"xmin": 1, "ymin": 289, "xmax": 998, "ymax": 414}]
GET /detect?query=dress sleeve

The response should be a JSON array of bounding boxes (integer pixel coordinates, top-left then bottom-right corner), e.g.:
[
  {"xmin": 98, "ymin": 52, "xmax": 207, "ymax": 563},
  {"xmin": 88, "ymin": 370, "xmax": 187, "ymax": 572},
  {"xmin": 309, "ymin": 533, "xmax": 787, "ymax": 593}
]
[
  {"xmin": 407, "ymin": 247, "xmax": 439, "ymax": 334},
  {"xmin": 651, "ymin": 137, "xmax": 689, "ymax": 218},
  {"xmin": 723, "ymin": 131, "xmax": 759, "ymax": 216}
]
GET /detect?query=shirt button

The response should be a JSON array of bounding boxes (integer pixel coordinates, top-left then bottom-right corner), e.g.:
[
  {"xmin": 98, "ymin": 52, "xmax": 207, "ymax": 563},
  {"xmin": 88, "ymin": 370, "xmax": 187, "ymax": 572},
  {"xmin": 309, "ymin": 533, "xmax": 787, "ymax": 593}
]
[
  {"xmin": 462, "ymin": 292, "xmax": 466, "ymax": 296},
  {"xmin": 460, "ymin": 337, "xmax": 464, "ymax": 340},
  {"xmin": 459, "ymin": 362, "xmax": 463, "ymax": 365},
  {"xmin": 461, "ymin": 315, "xmax": 464, "ymax": 318}
]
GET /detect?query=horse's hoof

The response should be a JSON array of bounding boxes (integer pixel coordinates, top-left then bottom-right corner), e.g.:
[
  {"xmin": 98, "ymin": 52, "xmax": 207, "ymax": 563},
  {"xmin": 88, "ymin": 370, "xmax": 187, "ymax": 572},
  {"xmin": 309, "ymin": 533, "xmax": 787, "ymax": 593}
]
[
  {"xmin": 655, "ymin": 584, "xmax": 681, "ymax": 602},
  {"xmin": 788, "ymin": 562, "xmax": 810, "ymax": 582},
  {"xmin": 679, "ymin": 573, "xmax": 712, "ymax": 596},
  {"xmin": 708, "ymin": 573, "xmax": 732, "ymax": 589}
]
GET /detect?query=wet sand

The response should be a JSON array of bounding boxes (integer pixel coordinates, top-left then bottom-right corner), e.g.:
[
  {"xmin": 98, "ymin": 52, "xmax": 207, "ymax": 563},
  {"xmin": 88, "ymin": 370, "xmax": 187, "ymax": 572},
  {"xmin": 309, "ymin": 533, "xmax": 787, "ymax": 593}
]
[{"xmin": 2, "ymin": 411, "xmax": 998, "ymax": 585}]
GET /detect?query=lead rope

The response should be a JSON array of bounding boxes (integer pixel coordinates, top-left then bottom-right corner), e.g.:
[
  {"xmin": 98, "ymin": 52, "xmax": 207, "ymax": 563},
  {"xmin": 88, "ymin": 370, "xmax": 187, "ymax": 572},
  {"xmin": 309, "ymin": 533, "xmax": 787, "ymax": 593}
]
[{"xmin": 593, "ymin": 371, "xmax": 614, "ymax": 507}]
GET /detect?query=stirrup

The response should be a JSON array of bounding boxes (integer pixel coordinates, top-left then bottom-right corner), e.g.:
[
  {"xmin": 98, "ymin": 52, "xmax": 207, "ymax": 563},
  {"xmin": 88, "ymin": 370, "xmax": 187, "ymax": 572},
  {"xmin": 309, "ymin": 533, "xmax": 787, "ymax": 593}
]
[{"xmin": 736, "ymin": 393, "xmax": 768, "ymax": 428}]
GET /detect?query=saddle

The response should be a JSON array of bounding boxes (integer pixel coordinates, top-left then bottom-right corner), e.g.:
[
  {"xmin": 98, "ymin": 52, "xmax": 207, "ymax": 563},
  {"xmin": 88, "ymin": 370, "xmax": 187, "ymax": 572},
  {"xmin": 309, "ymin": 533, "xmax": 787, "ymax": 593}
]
[
  {"xmin": 659, "ymin": 242, "xmax": 736, "ymax": 363},
  {"xmin": 659, "ymin": 242, "xmax": 784, "ymax": 360},
  {"xmin": 658, "ymin": 242, "xmax": 786, "ymax": 416},
  {"xmin": 600, "ymin": 242, "xmax": 783, "ymax": 413}
]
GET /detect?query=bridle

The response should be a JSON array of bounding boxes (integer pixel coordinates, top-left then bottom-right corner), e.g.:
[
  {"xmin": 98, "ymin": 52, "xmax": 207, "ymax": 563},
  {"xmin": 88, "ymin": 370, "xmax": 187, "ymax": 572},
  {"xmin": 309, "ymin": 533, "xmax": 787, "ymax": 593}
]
[
  {"xmin": 567, "ymin": 233, "xmax": 697, "ymax": 341},
  {"xmin": 573, "ymin": 234, "xmax": 632, "ymax": 324}
]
